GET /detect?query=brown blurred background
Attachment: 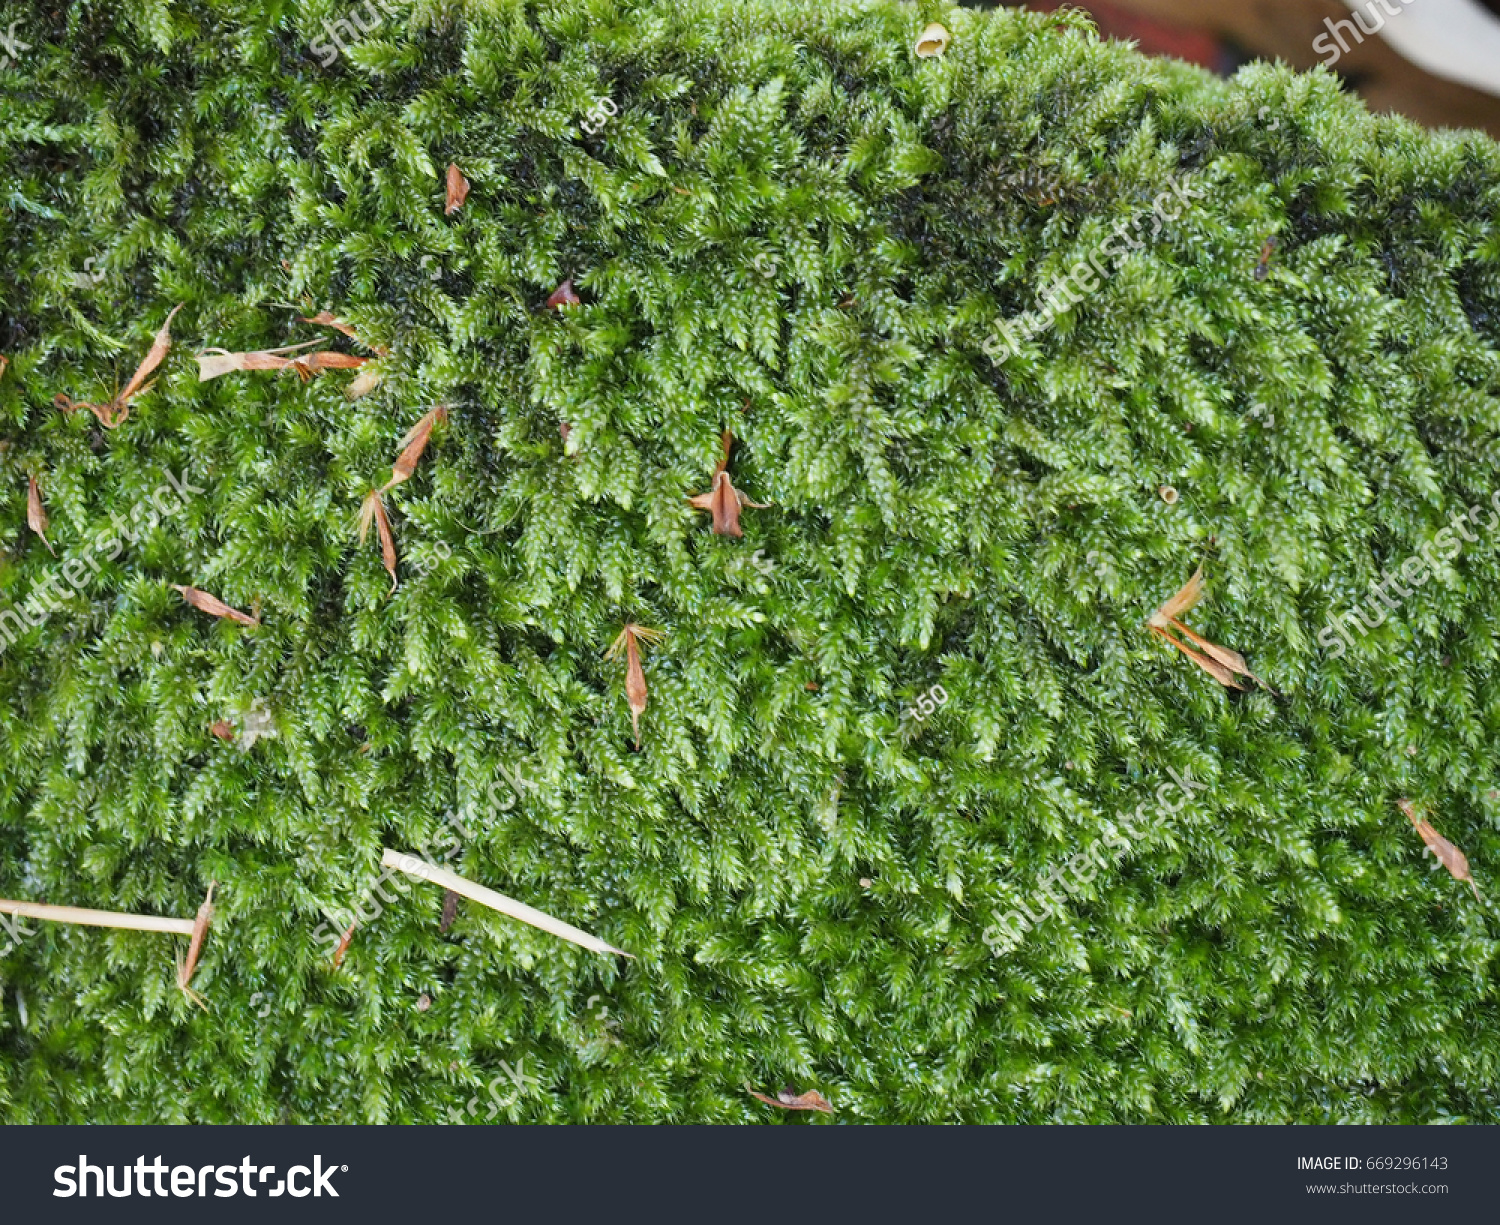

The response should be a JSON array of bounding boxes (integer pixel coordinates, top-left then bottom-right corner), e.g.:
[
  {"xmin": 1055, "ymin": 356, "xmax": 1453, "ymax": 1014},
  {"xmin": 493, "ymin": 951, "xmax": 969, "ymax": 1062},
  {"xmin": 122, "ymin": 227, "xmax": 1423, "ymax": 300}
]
[{"xmin": 1012, "ymin": 0, "xmax": 1500, "ymax": 138}]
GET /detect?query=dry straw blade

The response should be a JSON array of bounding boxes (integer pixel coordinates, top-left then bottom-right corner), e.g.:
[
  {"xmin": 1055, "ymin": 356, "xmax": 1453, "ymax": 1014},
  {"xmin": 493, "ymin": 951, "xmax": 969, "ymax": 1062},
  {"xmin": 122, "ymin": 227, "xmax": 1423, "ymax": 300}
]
[
  {"xmin": 381, "ymin": 848, "xmax": 632, "ymax": 958},
  {"xmin": 0, "ymin": 898, "xmax": 196, "ymax": 935}
]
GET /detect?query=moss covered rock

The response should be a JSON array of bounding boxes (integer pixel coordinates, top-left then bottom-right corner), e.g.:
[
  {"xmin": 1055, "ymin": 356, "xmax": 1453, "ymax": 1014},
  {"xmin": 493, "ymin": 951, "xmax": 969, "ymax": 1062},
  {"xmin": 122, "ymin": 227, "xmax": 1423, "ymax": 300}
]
[{"xmin": 1, "ymin": 0, "xmax": 1499, "ymax": 1122}]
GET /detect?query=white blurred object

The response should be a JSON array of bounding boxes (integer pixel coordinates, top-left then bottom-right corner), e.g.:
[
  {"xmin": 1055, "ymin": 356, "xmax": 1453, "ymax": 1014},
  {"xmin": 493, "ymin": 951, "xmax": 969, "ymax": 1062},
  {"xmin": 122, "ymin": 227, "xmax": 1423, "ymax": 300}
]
[{"xmin": 1337, "ymin": 0, "xmax": 1500, "ymax": 98}]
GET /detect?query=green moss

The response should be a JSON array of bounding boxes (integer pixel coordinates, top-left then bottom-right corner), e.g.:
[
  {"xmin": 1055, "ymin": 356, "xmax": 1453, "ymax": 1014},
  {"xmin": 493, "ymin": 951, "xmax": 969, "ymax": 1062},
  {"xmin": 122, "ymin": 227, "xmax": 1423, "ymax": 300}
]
[{"xmin": 1, "ymin": 0, "xmax": 1498, "ymax": 1123}]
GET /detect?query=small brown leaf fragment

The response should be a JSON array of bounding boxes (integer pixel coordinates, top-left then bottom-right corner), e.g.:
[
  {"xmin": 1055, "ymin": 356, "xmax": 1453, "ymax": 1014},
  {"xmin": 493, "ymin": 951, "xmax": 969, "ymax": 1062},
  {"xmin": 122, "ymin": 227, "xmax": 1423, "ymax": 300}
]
[
  {"xmin": 1399, "ymin": 800, "xmax": 1482, "ymax": 901},
  {"xmin": 416, "ymin": 993, "xmax": 432, "ymax": 1011},
  {"xmin": 546, "ymin": 278, "xmax": 581, "ymax": 309},
  {"xmin": 292, "ymin": 350, "xmax": 367, "ymax": 375},
  {"xmin": 62, "ymin": 304, "xmax": 184, "ymax": 427},
  {"xmin": 209, "ymin": 720, "xmax": 235, "ymax": 741},
  {"xmin": 605, "ymin": 623, "xmax": 664, "ymax": 748},
  {"xmin": 1254, "ymin": 236, "xmax": 1278, "ymax": 282},
  {"xmin": 440, "ymin": 889, "xmax": 460, "ymax": 933},
  {"xmin": 747, "ymin": 1086, "xmax": 833, "ymax": 1114},
  {"xmin": 687, "ymin": 432, "xmax": 769, "ymax": 537},
  {"xmin": 113, "ymin": 302, "xmax": 183, "ymax": 416},
  {"xmin": 445, "ymin": 163, "xmax": 470, "ymax": 215},
  {"xmin": 1149, "ymin": 624, "xmax": 1242, "ymax": 689},
  {"xmin": 359, "ymin": 490, "xmax": 398, "ymax": 594},
  {"xmin": 177, "ymin": 882, "xmax": 216, "ymax": 996},
  {"xmin": 332, "ymin": 920, "xmax": 357, "ymax": 969},
  {"xmin": 171, "ymin": 584, "xmax": 260, "ymax": 627},
  {"xmin": 345, "ymin": 366, "xmax": 384, "ymax": 399},
  {"xmin": 1169, "ymin": 619, "xmax": 1273, "ymax": 691},
  {"xmin": 26, "ymin": 475, "xmax": 54, "ymax": 556},
  {"xmin": 1148, "ymin": 566, "xmax": 1205, "ymax": 628},
  {"xmin": 298, "ymin": 311, "xmax": 389, "ymax": 355},
  {"xmin": 383, "ymin": 405, "xmax": 448, "ymax": 492},
  {"xmin": 195, "ymin": 340, "xmax": 325, "ymax": 381}
]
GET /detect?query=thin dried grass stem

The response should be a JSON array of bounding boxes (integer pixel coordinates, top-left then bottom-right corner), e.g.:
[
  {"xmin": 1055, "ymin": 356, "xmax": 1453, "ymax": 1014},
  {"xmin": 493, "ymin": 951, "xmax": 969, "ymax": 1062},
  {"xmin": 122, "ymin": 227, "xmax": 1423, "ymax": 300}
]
[
  {"xmin": 380, "ymin": 848, "xmax": 632, "ymax": 958},
  {"xmin": 0, "ymin": 898, "xmax": 196, "ymax": 935}
]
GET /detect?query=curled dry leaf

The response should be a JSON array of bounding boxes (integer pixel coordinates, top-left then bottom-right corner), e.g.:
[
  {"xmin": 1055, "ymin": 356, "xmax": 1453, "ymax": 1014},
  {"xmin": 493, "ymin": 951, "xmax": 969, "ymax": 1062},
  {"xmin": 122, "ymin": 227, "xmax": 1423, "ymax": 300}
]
[
  {"xmin": 359, "ymin": 489, "xmax": 398, "ymax": 594},
  {"xmin": 1150, "ymin": 625, "xmax": 1241, "ymax": 689},
  {"xmin": 196, "ymin": 340, "xmax": 323, "ymax": 381},
  {"xmin": 26, "ymin": 474, "xmax": 54, "ymax": 556},
  {"xmin": 445, "ymin": 163, "xmax": 470, "ymax": 215},
  {"xmin": 605, "ymin": 623, "xmax": 664, "ymax": 749},
  {"xmin": 383, "ymin": 405, "xmax": 448, "ymax": 492},
  {"xmin": 546, "ymin": 278, "xmax": 581, "ymax": 309},
  {"xmin": 1169, "ymin": 620, "xmax": 1271, "ymax": 690},
  {"xmin": 332, "ymin": 919, "xmax": 357, "ymax": 969},
  {"xmin": 747, "ymin": 1086, "xmax": 834, "ymax": 1114},
  {"xmin": 59, "ymin": 303, "xmax": 184, "ymax": 428},
  {"xmin": 1148, "ymin": 566, "xmax": 1204, "ymax": 628},
  {"xmin": 440, "ymin": 888, "xmax": 460, "ymax": 933},
  {"xmin": 196, "ymin": 343, "xmax": 367, "ymax": 383},
  {"xmin": 1146, "ymin": 566, "xmax": 1269, "ymax": 691},
  {"xmin": 687, "ymin": 431, "xmax": 769, "ymax": 537},
  {"xmin": 177, "ymin": 882, "xmax": 216, "ymax": 996},
  {"xmin": 1398, "ymin": 799, "xmax": 1482, "ymax": 901},
  {"xmin": 171, "ymin": 584, "xmax": 260, "ymax": 627},
  {"xmin": 209, "ymin": 720, "xmax": 235, "ymax": 741},
  {"xmin": 299, "ymin": 310, "xmax": 389, "ymax": 356}
]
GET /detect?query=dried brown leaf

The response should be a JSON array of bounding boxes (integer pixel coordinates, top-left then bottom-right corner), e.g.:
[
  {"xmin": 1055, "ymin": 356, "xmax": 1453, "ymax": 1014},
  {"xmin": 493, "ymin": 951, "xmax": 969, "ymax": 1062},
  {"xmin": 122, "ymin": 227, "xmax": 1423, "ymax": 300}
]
[
  {"xmin": 606, "ymin": 624, "xmax": 664, "ymax": 748},
  {"xmin": 332, "ymin": 920, "xmax": 357, "ymax": 968},
  {"xmin": 445, "ymin": 163, "xmax": 470, "ymax": 215},
  {"xmin": 1170, "ymin": 620, "xmax": 1272, "ymax": 691},
  {"xmin": 687, "ymin": 433, "xmax": 768, "ymax": 537},
  {"xmin": 1148, "ymin": 566, "xmax": 1205, "ymax": 628},
  {"xmin": 440, "ymin": 889, "xmax": 460, "ymax": 933},
  {"xmin": 114, "ymin": 302, "xmax": 183, "ymax": 409},
  {"xmin": 1149, "ymin": 624, "xmax": 1242, "ymax": 690},
  {"xmin": 209, "ymin": 720, "xmax": 235, "ymax": 741},
  {"xmin": 359, "ymin": 490, "xmax": 398, "ymax": 594},
  {"xmin": 1399, "ymin": 800, "xmax": 1482, "ymax": 900},
  {"xmin": 26, "ymin": 475, "xmax": 54, "ymax": 556},
  {"xmin": 298, "ymin": 310, "xmax": 388, "ymax": 355},
  {"xmin": 171, "ymin": 584, "xmax": 260, "ymax": 627},
  {"xmin": 195, "ymin": 341, "xmax": 324, "ymax": 381},
  {"xmin": 384, "ymin": 405, "xmax": 448, "ymax": 491},
  {"xmin": 59, "ymin": 304, "xmax": 184, "ymax": 428},
  {"xmin": 546, "ymin": 278, "xmax": 581, "ymax": 309},
  {"xmin": 292, "ymin": 350, "xmax": 367, "ymax": 374},
  {"xmin": 747, "ymin": 1086, "xmax": 833, "ymax": 1114},
  {"xmin": 177, "ymin": 882, "xmax": 216, "ymax": 993}
]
